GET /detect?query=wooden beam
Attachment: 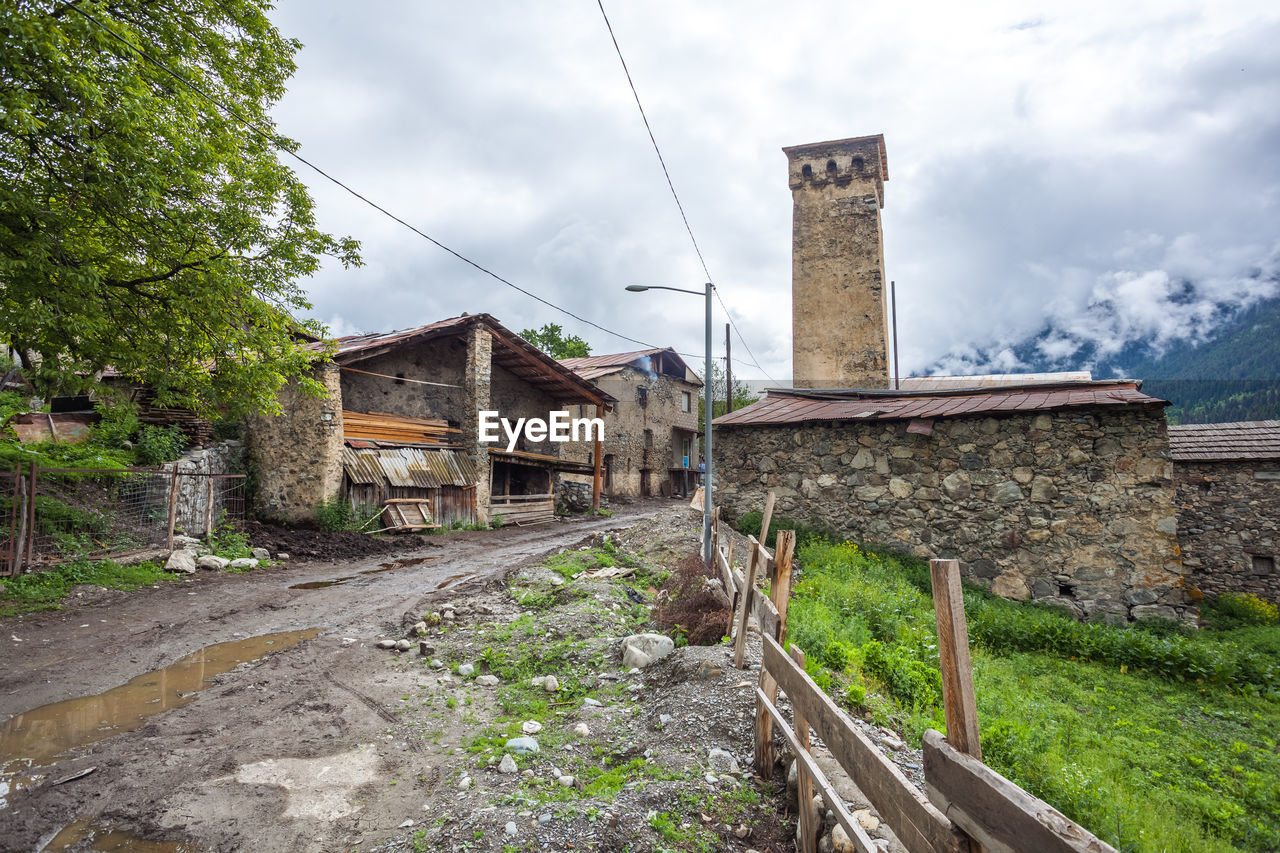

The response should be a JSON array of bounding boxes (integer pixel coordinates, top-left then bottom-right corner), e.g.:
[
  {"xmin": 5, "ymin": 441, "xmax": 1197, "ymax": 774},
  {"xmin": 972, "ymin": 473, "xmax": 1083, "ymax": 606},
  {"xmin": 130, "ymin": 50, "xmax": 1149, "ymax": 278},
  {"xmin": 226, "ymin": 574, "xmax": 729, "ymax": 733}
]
[
  {"xmin": 592, "ymin": 403, "xmax": 603, "ymax": 511},
  {"xmin": 930, "ymin": 559, "xmax": 982, "ymax": 760},
  {"xmin": 755, "ymin": 529, "xmax": 797, "ymax": 774},
  {"xmin": 923, "ymin": 730, "xmax": 1117, "ymax": 853},
  {"xmin": 759, "ymin": 490, "xmax": 777, "ymax": 575},
  {"xmin": 791, "ymin": 645, "xmax": 819, "ymax": 853},
  {"xmin": 733, "ymin": 541, "xmax": 760, "ymax": 668},
  {"xmin": 762, "ymin": 635, "xmax": 967, "ymax": 853},
  {"xmin": 756, "ymin": 686, "xmax": 876, "ymax": 853}
]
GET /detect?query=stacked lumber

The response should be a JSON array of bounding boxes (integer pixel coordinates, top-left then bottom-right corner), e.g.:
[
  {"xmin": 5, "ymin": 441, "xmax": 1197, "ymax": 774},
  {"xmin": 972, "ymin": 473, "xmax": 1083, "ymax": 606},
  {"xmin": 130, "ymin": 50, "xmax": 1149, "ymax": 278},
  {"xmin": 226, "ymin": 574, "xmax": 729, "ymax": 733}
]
[
  {"xmin": 343, "ymin": 410, "xmax": 461, "ymax": 447},
  {"xmin": 135, "ymin": 398, "xmax": 215, "ymax": 445}
]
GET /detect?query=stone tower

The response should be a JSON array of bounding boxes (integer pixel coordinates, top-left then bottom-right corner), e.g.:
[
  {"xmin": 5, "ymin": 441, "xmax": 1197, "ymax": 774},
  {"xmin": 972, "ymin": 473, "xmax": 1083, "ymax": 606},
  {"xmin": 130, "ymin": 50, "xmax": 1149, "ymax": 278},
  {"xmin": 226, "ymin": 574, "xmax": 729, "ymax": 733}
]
[{"xmin": 785, "ymin": 134, "xmax": 890, "ymax": 389}]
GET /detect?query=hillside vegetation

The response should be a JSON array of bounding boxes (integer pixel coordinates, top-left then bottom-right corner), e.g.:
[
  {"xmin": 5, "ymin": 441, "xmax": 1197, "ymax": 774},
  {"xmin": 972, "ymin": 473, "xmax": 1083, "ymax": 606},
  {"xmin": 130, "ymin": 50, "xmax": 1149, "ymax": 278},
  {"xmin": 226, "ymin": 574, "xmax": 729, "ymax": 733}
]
[{"xmin": 785, "ymin": 540, "xmax": 1280, "ymax": 852}]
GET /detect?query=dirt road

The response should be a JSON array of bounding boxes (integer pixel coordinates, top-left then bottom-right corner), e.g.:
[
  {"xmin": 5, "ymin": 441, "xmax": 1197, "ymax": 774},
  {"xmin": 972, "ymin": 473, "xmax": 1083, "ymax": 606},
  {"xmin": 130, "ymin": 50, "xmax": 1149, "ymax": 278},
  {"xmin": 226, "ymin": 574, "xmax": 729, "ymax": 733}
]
[{"xmin": 0, "ymin": 503, "xmax": 664, "ymax": 852}]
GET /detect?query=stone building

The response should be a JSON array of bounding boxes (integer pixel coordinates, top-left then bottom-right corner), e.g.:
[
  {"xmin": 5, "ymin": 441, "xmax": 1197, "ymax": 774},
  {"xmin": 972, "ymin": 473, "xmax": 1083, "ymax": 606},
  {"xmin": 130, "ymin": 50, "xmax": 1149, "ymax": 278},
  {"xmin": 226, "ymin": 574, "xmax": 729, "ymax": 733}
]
[
  {"xmin": 1170, "ymin": 421, "xmax": 1280, "ymax": 603},
  {"xmin": 246, "ymin": 314, "xmax": 611, "ymax": 526},
  {"xmin": 714, "ymin": 382, "xmax": 1187, "ymax": 622},
  {"xmin": 559, "ymin": 348, "xmax": 703, "ymax": 499},
  {"xmin": 712, "ymin": 132, "xmax": 1190, "ymax": 621}
]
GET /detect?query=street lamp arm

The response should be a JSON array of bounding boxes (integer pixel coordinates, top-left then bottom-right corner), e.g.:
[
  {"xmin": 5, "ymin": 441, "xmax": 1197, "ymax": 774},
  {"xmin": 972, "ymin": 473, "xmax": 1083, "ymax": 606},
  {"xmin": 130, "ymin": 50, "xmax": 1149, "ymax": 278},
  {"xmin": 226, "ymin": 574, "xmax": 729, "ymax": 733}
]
[{"xmin": 625, "ymin": 284, "xmax": 707, "ymax": 296}]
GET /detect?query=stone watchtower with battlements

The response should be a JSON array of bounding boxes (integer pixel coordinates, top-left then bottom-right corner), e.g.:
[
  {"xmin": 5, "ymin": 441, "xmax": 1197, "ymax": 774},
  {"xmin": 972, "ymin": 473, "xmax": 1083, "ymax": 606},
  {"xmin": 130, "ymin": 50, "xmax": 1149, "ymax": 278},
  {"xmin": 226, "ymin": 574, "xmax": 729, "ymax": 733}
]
[{"xmin": 784, "ymin": 134, "xmax": 890, "ymax": 389}]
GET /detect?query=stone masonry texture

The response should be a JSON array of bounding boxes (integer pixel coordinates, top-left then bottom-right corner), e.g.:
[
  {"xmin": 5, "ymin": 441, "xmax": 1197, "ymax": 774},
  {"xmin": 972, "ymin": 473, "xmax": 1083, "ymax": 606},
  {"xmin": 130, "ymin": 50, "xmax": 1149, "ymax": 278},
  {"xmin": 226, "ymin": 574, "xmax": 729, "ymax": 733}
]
[
  {"xmin": 245, "ymin": 365, "xmax": 344, "ymax": 524},
  {"xmin": 1176, "ymin": 459, "xmax": 1280, "ymax": 603},
  {"xmin": 715, "ymin": 407, "xmax": 1188, "ymax": 623},
  {"xmin": 786, "ymin": 136, "xmax": 890, "ymax": 390}
]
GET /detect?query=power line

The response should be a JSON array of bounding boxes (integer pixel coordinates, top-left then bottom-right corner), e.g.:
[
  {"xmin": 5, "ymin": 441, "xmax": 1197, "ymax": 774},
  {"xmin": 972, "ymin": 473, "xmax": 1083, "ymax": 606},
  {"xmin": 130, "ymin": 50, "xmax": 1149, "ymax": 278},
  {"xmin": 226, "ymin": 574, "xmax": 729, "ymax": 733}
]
[
  {"xmin": 594, "ymin": 0, "xmax": 777, "ymax": 383},
  {"xmin": 69, "ymin": 4, "xmax": 663, "ymax": 353}
]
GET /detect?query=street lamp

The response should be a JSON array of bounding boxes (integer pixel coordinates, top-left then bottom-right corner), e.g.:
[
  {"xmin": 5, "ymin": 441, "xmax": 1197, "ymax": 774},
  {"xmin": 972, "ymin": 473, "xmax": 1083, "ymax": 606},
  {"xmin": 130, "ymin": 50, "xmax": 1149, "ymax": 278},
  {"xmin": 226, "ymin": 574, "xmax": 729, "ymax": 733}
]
[{"xmin": 626, "ymin": 283, "xmax": 714, "ymax": 567}]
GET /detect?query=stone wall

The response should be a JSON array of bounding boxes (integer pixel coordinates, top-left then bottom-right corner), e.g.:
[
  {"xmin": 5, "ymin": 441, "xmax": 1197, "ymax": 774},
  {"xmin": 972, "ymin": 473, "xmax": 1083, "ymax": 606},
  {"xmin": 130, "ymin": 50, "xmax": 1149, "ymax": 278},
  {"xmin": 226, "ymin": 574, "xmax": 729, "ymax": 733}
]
[
  {"xmin": 490, "ymin": 362, "xmax": 564, "ymax": 457},
  {"xmin": 562, "ymin": 367, "xmax": 700, "ymax": 498},
  {"xmin": 169, "ymin": 441, "xmax": 245, "ymax": 535},
  {"xmin": 716, "ymin": 407, "xmax": 1188, "ymax": 623},
  {"xmin": 244, "ymin": 365, "xmax": 344, "ymax": 524},
  {"xmin": 338, "ymin": 335, "xmax": 466, "ymax": 423},
  {"xmin": 462, "ymin": 324, "xmax": 492, "ymax": 522},
  {"xmin": 1176, "ymin": 459, "xmax": 1280, "ymax": 603}
]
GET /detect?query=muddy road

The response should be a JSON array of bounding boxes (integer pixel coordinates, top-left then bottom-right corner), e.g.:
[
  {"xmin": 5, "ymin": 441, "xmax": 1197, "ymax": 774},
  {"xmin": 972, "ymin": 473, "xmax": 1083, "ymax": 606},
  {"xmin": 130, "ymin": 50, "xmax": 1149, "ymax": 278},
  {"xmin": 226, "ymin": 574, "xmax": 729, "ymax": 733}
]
[{"xmin": 0, "ymin": 503, "xmax": 663, "ymax": 852}]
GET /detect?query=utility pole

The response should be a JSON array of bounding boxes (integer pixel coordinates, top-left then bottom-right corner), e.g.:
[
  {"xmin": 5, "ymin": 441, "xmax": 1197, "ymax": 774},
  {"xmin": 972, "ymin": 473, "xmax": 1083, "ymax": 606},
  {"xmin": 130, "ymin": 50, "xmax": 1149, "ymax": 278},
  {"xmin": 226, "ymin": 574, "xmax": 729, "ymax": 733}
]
[{"xmin": 724, "ymin": 323, "xmax": 733, "ymax": 414}]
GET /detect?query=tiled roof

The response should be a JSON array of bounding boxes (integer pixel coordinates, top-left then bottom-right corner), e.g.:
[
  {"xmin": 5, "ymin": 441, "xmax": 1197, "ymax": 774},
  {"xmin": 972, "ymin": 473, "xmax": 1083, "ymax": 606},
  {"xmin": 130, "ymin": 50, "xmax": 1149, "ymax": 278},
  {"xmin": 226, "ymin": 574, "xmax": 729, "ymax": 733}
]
[
  {"xmin": 1168, "ymin": 421, "xmax": 1280, "ymax": 462},
  {"xmin": 713, "ymin": 380, "xmax": 1166, "ymax": 427}
]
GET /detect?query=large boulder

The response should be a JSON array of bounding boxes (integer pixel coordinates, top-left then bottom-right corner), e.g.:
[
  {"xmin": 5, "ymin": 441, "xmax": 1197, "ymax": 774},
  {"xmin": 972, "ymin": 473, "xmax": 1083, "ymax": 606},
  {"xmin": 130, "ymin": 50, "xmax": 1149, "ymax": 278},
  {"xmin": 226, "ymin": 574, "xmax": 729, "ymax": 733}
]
[
  {"xmin": 196, "ymin": 555, "xmax": 230, "ymax": 571},
  {"xmin": 164, "ymin": 549, "xmax": 197, "ymax": 574},
  {"xmin": 621, "ymin": 633, "xmax": 675, "ymax": 670}
]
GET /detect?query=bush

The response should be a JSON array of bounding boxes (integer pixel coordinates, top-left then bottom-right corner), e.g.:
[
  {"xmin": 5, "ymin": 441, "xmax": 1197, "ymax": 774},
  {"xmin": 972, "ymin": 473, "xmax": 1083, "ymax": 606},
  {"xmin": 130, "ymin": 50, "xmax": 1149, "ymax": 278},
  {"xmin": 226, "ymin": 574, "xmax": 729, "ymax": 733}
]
[
  {"xmin": 315, "ymin": 496, "xmax": 354, "ymax": 531},
  {"xmin": 736, "ymin": 511, "xmax": 829, "ymax": 549},
  {"xmin": 490, "ymin": 514, "xmax": 504, "ymax": 529},
  {"xmin": 91, "ymin": 403, "xmax": 140, "ymax": 448},
  {"xmin": 1204, "ymin": 592, "xmax": 1279, "ymax": 627},
  {"xmin": 651, "ymin": 554, "xmax": 732, "ymax": 646},
  {"xmin": 134, "ymin": 424, "xmax": 186, "ymax": 466}
]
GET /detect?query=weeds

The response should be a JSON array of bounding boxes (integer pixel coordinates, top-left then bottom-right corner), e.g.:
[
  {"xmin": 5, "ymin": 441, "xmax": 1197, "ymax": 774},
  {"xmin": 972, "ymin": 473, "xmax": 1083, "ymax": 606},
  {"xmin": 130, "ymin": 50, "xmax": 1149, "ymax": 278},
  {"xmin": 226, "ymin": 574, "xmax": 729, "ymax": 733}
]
[{"xmin": 0, "ymin": 558, "xmax": 177, "ymax": 617}]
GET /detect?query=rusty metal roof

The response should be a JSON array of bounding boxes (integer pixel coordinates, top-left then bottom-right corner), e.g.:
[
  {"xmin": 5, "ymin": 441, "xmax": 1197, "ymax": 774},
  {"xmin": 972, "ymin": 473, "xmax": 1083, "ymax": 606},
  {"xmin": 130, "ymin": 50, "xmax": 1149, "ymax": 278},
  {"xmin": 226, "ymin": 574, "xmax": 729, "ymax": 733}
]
[
  {"xmin": 1169, "ymin": 421, "xmax": 1280, "ymax": 462},
  {"xmin": 713, "ymin": 380, "xmax": 1166, "ymax": 428},
  {"xmin": 341, "ymin": 446, "xmax": 478, "ymax": 488},
  {"xmin": 559, "ymin": 347, "xmax": 703, "ymax": 387},
  {"xmin": 321, "ymin": 314, "xmax": 613, "ymax": 406}
]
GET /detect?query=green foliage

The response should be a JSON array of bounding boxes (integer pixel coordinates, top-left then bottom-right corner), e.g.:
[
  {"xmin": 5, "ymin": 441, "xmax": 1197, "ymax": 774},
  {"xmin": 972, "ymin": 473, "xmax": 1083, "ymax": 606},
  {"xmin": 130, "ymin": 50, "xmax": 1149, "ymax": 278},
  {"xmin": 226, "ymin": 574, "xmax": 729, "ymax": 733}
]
[
  {"xmin": 0, "ymin": 557, "xmax": 177, "ymax": 617},
  {"xmin": 735, "ymin": 511, "xmax": 828, "ymax": 549},
  {"xmin": 489, "ymin": 513, "xmax": 504, "ymax": 529},
  {"xmin": 0, "ymin": 391, "xmax": 33, "ymax": 434},
  {"xmin": 90, "ymin": 402, "xmax": 141, "ymax": 449},
  {"xmin": 134, "ymin": 424, "xmax": 187, "ymax": 466},
  {"xmin": 519, "ymin": 323, "xmax": 591, "ymax": 359},
  {"xmin": 0, "ymin": 437, "xmax": 134, "ymax": 471},
  {"xmin": 207, "ymin": 516, "xmax": 252, "ymax": 559},
  {"xmin": 1203, "ymin": 593, "xmax": 1279, "ymax": 628},
  {"xmin": 788, "ymin": 537, "xmax": 1280, "ymax": 851},
  {"xmin": 697, "ymin": 359, "xmax": 759, "ymax": 422},
  {"xmin": 314, "ymin": 496, "xmax": 354, "ymax": 531},
  {"xmin": 0, "ymin": 0, "xmax": 360, "ymax": 417}
]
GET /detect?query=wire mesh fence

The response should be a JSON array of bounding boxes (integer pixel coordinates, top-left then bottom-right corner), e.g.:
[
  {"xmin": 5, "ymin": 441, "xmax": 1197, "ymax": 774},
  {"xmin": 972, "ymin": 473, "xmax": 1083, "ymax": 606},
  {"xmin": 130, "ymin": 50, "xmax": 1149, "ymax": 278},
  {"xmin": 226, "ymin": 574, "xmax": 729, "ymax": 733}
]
[{"xmin": 0, "ymin": 466, "xmax": 246, "ymax": 576}]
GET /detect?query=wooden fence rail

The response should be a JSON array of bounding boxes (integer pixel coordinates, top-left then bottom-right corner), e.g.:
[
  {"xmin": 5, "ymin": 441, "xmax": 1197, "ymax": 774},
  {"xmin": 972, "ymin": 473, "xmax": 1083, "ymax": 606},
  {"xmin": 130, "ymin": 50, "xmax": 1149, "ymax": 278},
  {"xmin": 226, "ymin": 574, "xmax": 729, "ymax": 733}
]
[{"xmin": 712, "ymin": 496, "xmax": 1118, "ymax": 853}]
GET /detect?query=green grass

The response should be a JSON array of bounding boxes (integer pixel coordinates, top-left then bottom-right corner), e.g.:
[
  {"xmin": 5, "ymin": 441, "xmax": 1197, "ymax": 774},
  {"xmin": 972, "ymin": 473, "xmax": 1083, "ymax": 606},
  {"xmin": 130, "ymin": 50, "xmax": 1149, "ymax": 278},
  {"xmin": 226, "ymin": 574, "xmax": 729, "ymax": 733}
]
[
  {"xmin": 0, "ymin": 558, "xmax": 179, "ymax": 617},
  {"xmin": 787, "ymin": 540, "xmax": 1280, "ymax": 852}
]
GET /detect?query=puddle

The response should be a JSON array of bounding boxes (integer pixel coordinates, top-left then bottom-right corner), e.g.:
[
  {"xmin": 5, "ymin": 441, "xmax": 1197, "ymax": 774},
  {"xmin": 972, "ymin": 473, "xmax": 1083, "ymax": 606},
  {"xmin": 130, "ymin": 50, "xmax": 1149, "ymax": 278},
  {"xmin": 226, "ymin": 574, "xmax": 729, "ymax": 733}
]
[
  {"xmin": 435, "ymin": 572, "xmax": 472, "ymax": 590},
  {"xmin": 0, "ymin": 628, "xmax": 321, "ymax": 807},
  {"xmin": 43, "ymin": 815, "xmax": 196, "ymax": 852},
  {"xmin": 289, "ymin": 556, "xmax": 439, "ymax": 590}
]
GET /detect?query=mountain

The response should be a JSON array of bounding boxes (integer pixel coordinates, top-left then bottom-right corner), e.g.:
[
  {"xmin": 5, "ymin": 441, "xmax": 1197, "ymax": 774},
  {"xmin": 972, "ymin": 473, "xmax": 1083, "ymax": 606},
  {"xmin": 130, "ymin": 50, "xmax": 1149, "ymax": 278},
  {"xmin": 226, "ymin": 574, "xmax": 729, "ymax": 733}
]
[{"xmin": 939, "ymin": 295, "xmax": 1280, "ymax": 425}]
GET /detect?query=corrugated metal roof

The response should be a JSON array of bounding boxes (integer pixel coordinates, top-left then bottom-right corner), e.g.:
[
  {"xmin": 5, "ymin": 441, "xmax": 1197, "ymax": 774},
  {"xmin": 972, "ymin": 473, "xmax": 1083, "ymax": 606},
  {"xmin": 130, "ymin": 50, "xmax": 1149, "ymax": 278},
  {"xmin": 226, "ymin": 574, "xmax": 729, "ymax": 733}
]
[
  {"xmin": 1169, "ymin": 421, "xmax": 1280, "ymax": 462},
  {"xmin": 713, "ymin": 380, "xmax": 1165, "ymax": 427},
  {"xmin": 340, "ymin": 447, "xmax": 478, "ymax": 488},
  {"xmin": 560, "ymin": 348, "xmax": 704, "ymax": 387},
  {"xmin": 897, "ymin": 372, "xmax": 1093, "ymax": 390}
]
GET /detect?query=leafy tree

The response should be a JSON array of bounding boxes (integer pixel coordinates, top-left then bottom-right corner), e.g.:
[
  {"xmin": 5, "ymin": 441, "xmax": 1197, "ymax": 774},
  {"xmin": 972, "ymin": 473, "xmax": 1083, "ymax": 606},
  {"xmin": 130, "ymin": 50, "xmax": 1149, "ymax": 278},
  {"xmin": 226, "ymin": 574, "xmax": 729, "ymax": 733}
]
[
  {"xmin": 698, "ymin": 359, "xmax": 759, "ymax": 422},
  {"xmin": 519, "ymin": 323, "xmax": 591, "ymax": 359},
  {"xmin": 0, "ymin": 0, "xmax": 360, "ymax": 417}
]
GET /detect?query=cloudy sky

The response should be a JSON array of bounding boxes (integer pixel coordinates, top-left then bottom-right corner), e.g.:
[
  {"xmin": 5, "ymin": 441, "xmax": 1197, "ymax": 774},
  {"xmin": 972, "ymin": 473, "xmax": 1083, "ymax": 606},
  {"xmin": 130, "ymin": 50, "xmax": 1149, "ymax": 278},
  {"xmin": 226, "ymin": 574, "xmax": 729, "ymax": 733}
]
[{"xmin": 267, "ymin": 0, "xmax": 1280, "ymax": 382}]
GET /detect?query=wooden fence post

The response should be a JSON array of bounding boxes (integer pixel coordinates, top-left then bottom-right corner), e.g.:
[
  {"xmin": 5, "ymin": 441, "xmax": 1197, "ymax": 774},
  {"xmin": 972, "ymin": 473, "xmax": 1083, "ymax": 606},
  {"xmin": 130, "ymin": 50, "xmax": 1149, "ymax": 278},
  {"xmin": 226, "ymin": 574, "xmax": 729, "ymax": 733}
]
[
  {"xmin": 759, "ymin": 490, "xmax": 776, "ymax": 576},
  {"xmin": 205, "ymin": 477, "xmax": 216, "ymax": 539},
  {"xmin": 733, "ymin": 541, "xmax": 760, "ymax": 668},
  {"xmin": 790, "ymin": 644, "xmax": 819, "ymax": 853},
  {"xmin": 930, "ymin": 558, "xmax": 982, "ymax": 761},
  {"xmin": 166, "ymin": 467, "xmax": 180, "ymax": 550},
  {"xmin": 754, "ymin": 529, "xmax": 797, "ymax": 774},
  {"xmin": 26, "ymin": 462, "xmax": 37, "ymax": 566}
]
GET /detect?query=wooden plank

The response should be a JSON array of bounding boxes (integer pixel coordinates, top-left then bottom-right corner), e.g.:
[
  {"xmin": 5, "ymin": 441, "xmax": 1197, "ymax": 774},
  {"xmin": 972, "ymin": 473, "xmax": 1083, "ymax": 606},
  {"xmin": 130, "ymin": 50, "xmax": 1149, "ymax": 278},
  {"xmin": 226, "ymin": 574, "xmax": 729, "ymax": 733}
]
[
  {"xmin": 923, "ymin": 730, "xmax": 1116, "ymax": 853},
  {"xmin": 756, "ymin": 686, "xmax": 876, "ymax": 853},
  {"xmin": 762, "ymin": 635, "xmax": 967, "ymax": 853},
  {"xmin": 759, "ymin": 489, "xmax": 777, "ymax": 555},
  {"xmin": 791, "ymin": 646, "xmax": 819, "ymax": 853},
  {"xmin": 754, "ymin": 529, "xmax": 797, "ymax": 774},
  {"xmin": 733, "ymin": 542, "xmax": 760, "ymax": 668},
  {"xmin": 931, "ymin": 559, "xmax": 982, "ymax": 760}
]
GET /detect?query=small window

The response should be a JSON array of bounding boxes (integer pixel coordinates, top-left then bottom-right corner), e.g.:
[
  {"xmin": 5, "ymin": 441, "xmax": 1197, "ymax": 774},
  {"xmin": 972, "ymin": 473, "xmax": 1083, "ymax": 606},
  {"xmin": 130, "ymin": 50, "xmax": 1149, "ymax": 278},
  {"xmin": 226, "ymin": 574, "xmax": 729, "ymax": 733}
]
[
  {"xmin": 681, "ymin": 391, "xmax": 691, "ymax": 413},
  {"xmin": 637, "ymin": 386, "xmax": 648, "ymax": 407},
  {"xmin": 644, "ymin": 429, "xmax": 653, "ymax": 449},
  {"xmin": 1252, "ymin": 555, "xmax": 1275, "ymax": 575},
  {"xmin": 801, "ymin": 163, "xmax": 813, "ymax": 178}
]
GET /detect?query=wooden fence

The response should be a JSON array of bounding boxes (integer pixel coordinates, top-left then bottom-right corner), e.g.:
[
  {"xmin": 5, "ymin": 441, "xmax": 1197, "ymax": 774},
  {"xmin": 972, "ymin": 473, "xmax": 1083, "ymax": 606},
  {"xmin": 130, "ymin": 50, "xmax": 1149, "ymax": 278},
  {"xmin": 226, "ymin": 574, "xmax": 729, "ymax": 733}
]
[{"xmin": 710, "ymin": 492, "xmax": 1119, "ymax": 853}]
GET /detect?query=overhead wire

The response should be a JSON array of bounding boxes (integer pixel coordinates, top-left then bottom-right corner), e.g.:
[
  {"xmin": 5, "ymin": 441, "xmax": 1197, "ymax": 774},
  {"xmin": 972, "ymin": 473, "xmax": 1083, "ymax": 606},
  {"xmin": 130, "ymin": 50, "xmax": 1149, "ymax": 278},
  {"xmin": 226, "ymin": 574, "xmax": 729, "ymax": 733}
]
[
  {"xmin": 595, "ymin": 0, "xmax": 777, "ymax": 383},
  {"xmin": 68, "ymin": 4, "xmax": 665, "ymax": 353}
]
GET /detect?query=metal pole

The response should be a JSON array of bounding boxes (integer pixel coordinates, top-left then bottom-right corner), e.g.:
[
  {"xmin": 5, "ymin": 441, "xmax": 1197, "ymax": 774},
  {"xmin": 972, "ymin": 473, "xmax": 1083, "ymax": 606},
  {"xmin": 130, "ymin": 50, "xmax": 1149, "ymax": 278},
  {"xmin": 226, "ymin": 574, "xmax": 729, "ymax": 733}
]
[
  {"xmin": 891, "ymin": 280, "xmax": 900, "ymax": 391},
  {"xmin": 704, "ymin": 282, "xmax": 714, "ymax": 567},
  {"xmin": 725, "ymin": 322, "xmax": 734, "ymax": 414}
]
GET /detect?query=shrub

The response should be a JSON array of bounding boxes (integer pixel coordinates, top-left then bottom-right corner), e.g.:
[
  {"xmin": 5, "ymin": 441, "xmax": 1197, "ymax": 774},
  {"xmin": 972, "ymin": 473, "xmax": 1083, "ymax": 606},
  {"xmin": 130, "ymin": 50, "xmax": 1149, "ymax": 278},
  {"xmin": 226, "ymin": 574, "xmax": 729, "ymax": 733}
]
[
  {"xmin": 736, "ymin": 511, "xmax": 829, "ymax": 549},
  {"xmin": 490, "ymin": 514, "xmax": 504, "ymax": 529},
  {"xmin": 862, "ymin": 639, "xmax": 942, "ymax": 709},
  {"xmin": 134, "ymin": 424, "xmax": 186, "ymax": 466},
  {"xmin": 315, "ymin": 496, "xmax": 355, "ymax": 531},
  {"xmin": 651, "ymin": 554, "xmax": 732, "ymax": 646},
  {"xmin": 91, "ymin": 403, "xmax": 140, "ymax": 448},
  {"xmin": 1205, "ymin": 592, "xmax": 1279, "ymax": 627}
]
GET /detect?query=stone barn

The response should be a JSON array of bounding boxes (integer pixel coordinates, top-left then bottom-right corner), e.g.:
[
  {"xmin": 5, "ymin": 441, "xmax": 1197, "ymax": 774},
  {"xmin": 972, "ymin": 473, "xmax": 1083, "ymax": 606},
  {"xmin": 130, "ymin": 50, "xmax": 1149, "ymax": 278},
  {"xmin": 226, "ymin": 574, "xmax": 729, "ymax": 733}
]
[
  {"xmin": 559, "ymin": 348, "xmax": 703, "ymax": 499},
  {"xmin": 1170, "ymin": 421, "xmax": 1280, "ymax": 603},
  {"xmin": 712, "ymin": 132, "xmax": 1189, "ymax": 621},
  {"xmin": 246, "ymin": 314, "xmax": 612, "ymax": 526}
]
